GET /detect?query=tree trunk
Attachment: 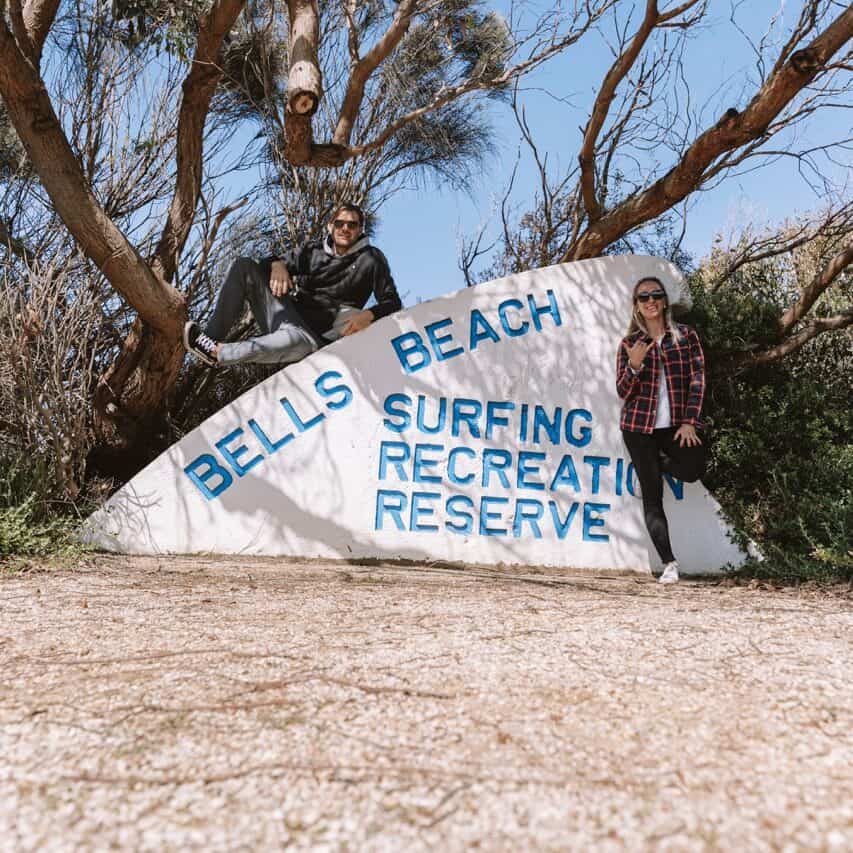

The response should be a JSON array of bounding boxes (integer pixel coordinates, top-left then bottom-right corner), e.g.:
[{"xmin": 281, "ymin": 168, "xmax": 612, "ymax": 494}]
[
  {"xmin": 286, "ymin": 0, "xmax": 322, "ymax": 115},
  {"xmin": 0, "ymin": 17, "xmax": 188, "ymax": 465},
  {"xmin": 284, "ymin": 0, "xmax": 322, "ymax": 164},
  {"xmin": 90, "ymin": 318, "xmax": 187, "ymax": 479},
  {"xmin": 284, "ymin": 111, "xmax": 315, "ymax": 164}
]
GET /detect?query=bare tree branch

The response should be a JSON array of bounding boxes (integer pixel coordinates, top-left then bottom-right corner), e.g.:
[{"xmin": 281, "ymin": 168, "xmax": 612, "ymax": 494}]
[
  {"xmin": 151, "ymin": 0, "xmax": 247, "ymax": 283},
  {"xmin": 286, "ymin": 0, "xmax": 616, "ymax": 167},
  {"xmin": 332, "ymin": 0, "xmax": 417, "ymax": 148},
  {"xmin": 186, "ymin": 195, "xmax": 249, "ymax": 302},
  {"xmin": 566, "ymin": 4, "xmax": 853, "ymax": 260},
  {"xmin": 779, "ymin": 242, "xmax": 853, "ymax": 334},
  {"xmin": 735, "ymin": 309, "xmax": 853, "ymax": 366},
  {"xmin": 22, "ymin": 0, "xmax": 61, "ymax": 64},
  {"xmin": 0, "ymin": 218, "xmax": 37, "ymax": 265},
  {"xmin": 287, "ymin": 0, "xmax": 323, "ymax": 112},
  {"xmin": 710, "ymin": 202, "xmax": 853, "ymax": 292},
  {"xmin": 343, "ymin": 0, "xmax": 360, "ymax": 65},
  {"xmin": 344, "ymin": 31, "xmax": 592, "ymax": 162},
  {"xmin": 0, "ymin": 15, "xmax": 184, "ymax": 335},
  {"xmin": 578, "ymin": 1, "xmax": 693, "ymax": 222},
  {"xmin": 284, "ymin": 0, "xmax": 419, "ymax": 165}
]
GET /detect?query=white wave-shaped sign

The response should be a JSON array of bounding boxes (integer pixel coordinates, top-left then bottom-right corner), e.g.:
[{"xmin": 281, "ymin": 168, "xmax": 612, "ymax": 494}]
[{"xmin": 83, "ymin": 257, "xmax": 747, "ymax": 574}]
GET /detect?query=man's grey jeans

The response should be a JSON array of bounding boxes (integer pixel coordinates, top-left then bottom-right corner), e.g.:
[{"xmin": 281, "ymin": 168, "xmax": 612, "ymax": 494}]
[{"xmin": 204, "ymin": 257, "xmax": 319, "ymax": 366}]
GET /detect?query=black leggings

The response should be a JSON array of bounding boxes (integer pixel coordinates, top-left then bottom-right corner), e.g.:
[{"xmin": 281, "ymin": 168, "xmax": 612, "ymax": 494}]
[{"xmin": 621, "ymin": 427, "xmax": 707, "ymax": 564}]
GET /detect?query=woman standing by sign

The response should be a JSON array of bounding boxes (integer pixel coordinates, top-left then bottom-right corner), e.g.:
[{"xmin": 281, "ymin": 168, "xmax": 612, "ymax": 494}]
[{"xmin": 616, "ymin": 277, "xmax": 707, "ymax": 584}]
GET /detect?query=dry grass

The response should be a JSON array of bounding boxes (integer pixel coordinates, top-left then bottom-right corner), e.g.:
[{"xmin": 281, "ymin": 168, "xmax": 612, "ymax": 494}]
[{"xmin": 2, "ymin": 555, "xmax": 852, "ymax": 851}]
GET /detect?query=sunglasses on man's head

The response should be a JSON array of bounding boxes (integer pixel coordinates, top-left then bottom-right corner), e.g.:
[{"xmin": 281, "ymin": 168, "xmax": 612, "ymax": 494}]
[
  {"xmin": 636, "ymin": 290, "xmax": 666, "ymax": 303},
  {"xmin": 333, "ymin": 219, "xmax": 360, "ymax": 230}
]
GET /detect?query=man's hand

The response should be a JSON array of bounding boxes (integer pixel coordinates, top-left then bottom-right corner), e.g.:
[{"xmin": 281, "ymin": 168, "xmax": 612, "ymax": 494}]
[
  {"xmin": 624, "ymin": 338, "xmax": 653, "ymax": 371},
  {"xmin": 674, "ymin": 424, "xmax": 702, "ymax": 448},
  {"xmin": 270, "ymin": 261, "xmax": 293, "ymax": 298},
  {"xmin": 340, "ymin": 310, "xmax": 375, "ymax": 336}
]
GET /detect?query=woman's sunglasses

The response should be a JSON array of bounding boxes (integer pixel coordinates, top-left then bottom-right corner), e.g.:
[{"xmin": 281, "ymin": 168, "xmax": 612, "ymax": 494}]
[{"xmin": 636, "ymin": 290, "xmax": 666, "ymax": 303}]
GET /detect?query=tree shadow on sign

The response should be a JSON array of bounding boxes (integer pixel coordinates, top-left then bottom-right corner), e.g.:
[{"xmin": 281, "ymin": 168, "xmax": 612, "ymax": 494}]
[
  {"xmin": 185, "ymin": 257, "xmax": 664, "ymax": 569},
  {"xmin": 96, "ymin": 256, "xmax": 739, "ymax": 573}
]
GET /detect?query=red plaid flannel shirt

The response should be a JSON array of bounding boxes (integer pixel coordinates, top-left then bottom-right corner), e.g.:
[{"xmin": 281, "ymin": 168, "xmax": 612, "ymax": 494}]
[{"xmin": 616, "ymin": 324, "xmax": 705, "ymax": 433}]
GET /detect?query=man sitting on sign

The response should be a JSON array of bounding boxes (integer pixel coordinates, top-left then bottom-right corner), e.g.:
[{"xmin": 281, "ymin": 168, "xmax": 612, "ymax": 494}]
[{"xmin": 183, "ymin": 202, "xmax": 402, "ymax": 367}]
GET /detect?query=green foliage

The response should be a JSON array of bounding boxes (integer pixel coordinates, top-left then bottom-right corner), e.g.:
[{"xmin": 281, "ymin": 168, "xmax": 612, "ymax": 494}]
[
  {"xmin": 111, "ymin": 0, "xmax": 208, "ymax": 59},
  {"xmin": 0, "ymin": 453, "xmax": 85, "ymax": 560},
  {"xmin": 217, "ymin": 28, "xmax": 287, "ymax": 121},
  {"xmin": 682, "ymin": 280, "xmax": 852, "ymax": 583}
]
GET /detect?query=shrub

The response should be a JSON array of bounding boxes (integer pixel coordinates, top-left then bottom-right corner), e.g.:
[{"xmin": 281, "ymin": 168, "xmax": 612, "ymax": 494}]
[
  {"xmin": 683, "ymin": 280, "xmax": 852, "ymax": 583},
  {"xmin": 0, "ymin": 260, "xmax": 104, "ymax": 561},
  {"xmin": 0, "ymin": 453, "xmax": 84, "ymax": 561},
  {"xmin": 0, "ymin": 262, "xmax": 100, "ymax": 500}
]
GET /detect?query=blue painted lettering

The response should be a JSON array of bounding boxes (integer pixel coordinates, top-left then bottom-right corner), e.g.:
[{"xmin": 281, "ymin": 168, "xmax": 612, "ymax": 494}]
[
  {"xmin": 485, "ymin": 401, "xmax": 515, "ymax": 440},
  {"xmin": 550, "ymin": 455, "xmax": 581, "ymax": 492},
  {"xmin": 375, "ymin": 489, "xmax": 406, "ymax": 531},
  {"xmin": 382, "ymin": 393, "xmax": 412, "ymax": 432},
  {"xmin": 482, "ymin": 449, "xmax": 512, "ymax": 489},
  {"xmin": 451, "ymin": 398, "xmax": 483, "ymax": 439},
  {"xmin": 184, "ymin": 454, "xmax": 233, "ymax": 500},
  {"xmin": 280, "ymin": 397, "xmax": 324, "ymax": 432},
  {"xmin": 391, "ymin": 332, "xmax": 431, "ymax": 374},
  {"xmin": 533, "ymin": 406, "xmax": 561, "ymax": 444},
  {"xmin": 627, "ymin": 463, "xmax": 638, "ymax": 497},
  {"xmin": 416, "ymin": 395, "xmax": 446, "ymax": 434},
  {"xmin": 216, "ymin": 428, "xmax": 263, "ymax": 477},
  {"xmin": 479, "ymin": 496, "xmax": 509, "ymax": 537},
  {"xmin": 497, "ymin": 298, "xmax": 529, "ymax": 337},
  {"xmin": 517, "ymin": 451, "xmax": 546, "ymax": 491},
  {"xmin": 565, "ymin": 409, "xmax": 593, "ymax": 447},
  {"xmin": 549, "ymin": 501, "xmax": 579, "ymax": 539},
  {"xmin": 315, "ymin": 370, "xmax": 353, "ymax": 409},
  {"xmin": 413, "ymin": 444, "xmax": 443, "ymax": 484},
  {"xmin": 425, "ymin": 318, "xmax": 464, "ymax": 361},
  {"xmin": 513, "ymin": 499, "xmax": 544, "ymax": 538},
  {"xmin": 527, "ymin": 289, "xmax": 562, "ymax": 331},
  {"xmin": 614, "ymin": 457, "xmax": 625, "ymax": 496},
  {"xmin": 519, "ymin": 403, "xmax": 529, "ymax": 442},
  {"xmin": 447, "ymin": 447, "xmax": 476, "ymax": 485},
  {"xmin": 378, "ymin": 441, "xmax": 411, "ymax": 481},
  {"xmin": 582, "ymin": 502, "xmax": 610, "ymax": 542},
  {"xmin": 446, "ymin": 495, "xmax": 474, "ymax": 534},
  {"xmin": 584, "ymin": 456, "xmax": 610, "ymax": 495},
  {"xmin": 248, "ymin": 418, "xmax": 294, "ymax": 454},
  {"xmin": 410, "ymin": 491, "xmax": 441, "ymax": 532},
  {"xmin": 469, "ymin": 309, "xmax": 500, "ymax": 350},
  {"xmin": 664, "ymin": 474, "xmax": 684, "ymax": 500}
]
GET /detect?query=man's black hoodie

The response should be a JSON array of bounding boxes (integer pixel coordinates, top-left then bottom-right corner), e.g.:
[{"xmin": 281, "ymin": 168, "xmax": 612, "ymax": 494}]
[{"xmin": 264, "ymin": 235, "xmax": 401, "ymax": 338}]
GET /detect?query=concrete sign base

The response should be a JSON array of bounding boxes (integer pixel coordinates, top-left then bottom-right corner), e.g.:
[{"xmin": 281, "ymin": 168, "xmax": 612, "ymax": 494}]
[{"xmin": 83, "ymin": 256, "xmax": 747, "ymax": 575}]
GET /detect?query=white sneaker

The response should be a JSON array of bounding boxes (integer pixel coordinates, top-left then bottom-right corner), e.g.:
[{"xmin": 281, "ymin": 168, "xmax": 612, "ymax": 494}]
[{"xmin": 659, "ymin": 561, "xmax": 680, "ymax": 584}]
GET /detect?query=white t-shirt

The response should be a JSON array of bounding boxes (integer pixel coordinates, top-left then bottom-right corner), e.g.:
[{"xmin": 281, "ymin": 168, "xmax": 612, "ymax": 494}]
[{"xmin": 654, "ymin": 338, "xmax": 672, "ymax": 429}]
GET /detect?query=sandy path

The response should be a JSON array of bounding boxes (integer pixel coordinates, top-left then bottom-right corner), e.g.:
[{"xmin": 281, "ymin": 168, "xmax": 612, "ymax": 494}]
[{"xmin": 1, "ymin": 556, "xmax": 852, "ymax": 851}]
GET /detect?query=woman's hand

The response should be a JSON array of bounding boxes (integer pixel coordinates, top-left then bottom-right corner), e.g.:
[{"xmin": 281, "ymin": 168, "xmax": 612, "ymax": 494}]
[
  {"xmin": 624, "ymin": 339, "xmax": 652, "ymax": 371},
  {"xmin": 674, "ymin": 424, "xmax": 701, "ymax": 448}
]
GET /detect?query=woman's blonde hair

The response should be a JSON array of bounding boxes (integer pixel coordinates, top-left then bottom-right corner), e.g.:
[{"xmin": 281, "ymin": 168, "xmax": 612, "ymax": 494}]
[{"xmin": 625, "ymin": 276, "xmax": 682, "ymax": 342}]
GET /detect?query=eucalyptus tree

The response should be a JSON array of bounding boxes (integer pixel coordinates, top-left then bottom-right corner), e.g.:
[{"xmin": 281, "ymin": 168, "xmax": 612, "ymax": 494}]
[{"xmin": 0, "ymin": 0, "xmax": 615, "ymax": 466}]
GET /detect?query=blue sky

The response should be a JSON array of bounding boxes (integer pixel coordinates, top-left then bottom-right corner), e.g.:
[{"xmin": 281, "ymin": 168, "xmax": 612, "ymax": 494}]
[{"xmin": 375, "ymin": 1, "xmax": 851, "ymax": 305}]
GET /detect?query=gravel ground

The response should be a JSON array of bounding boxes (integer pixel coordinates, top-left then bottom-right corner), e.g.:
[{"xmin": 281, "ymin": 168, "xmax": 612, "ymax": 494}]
[{"xmin": 1, "ymin": 555, "xmax": 852, "ymax": 852}]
